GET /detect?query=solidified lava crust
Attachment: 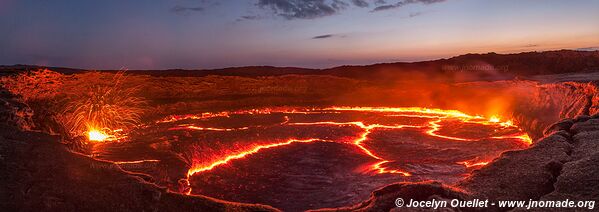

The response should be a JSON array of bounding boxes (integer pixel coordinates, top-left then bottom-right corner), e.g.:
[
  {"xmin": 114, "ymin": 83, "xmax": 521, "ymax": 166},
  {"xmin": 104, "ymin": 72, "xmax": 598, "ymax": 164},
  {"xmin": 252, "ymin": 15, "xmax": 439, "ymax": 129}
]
[{"xmin": 93, "ymin": 107, "xmax": 530, "ymax": 211}]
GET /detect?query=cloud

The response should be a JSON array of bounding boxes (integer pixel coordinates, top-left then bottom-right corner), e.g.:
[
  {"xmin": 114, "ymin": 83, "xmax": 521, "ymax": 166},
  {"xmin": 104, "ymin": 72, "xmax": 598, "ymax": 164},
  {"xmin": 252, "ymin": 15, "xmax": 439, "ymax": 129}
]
[
  {"xmin": 235, "ymin": 15, "xmax": 264, "ymax": 22},
  {"xmin": 255, "ymin": 0, "xmax": 445, "ymax": 20},
  {"xmin": 312, "ymin": 34, "xmax": 335, "ymax": 39},
  {"xmin": 408, "ymin": 11, "xmax": 423, "ymax": 17},
  {"xmin": 312, "ymin": 34, "xmax": 347, "ymax": 39},
  {"xmin": 257, "ymin": 0, "xmax": 341, "ymax": 19},
  {"xmin": 576, "ymin": 46, "xmax": 599, "ymax": 51},
  {"xmin": 374, "ymin": 0, "xmax": 387, "ymax": 5},
  {"xmin": 171, "ymin": 5, "xmax": 204, "ymax": 15},
  {"xmin": 373, "ymin": 0, "xmax": 446, "ymax": 12},
  {"xmin": 351, "ymin": 0, "xmax": 370, "ymax": 7},
  {"xmin": 241, "ymin": 15, "xmax": 261, "ymax": 20}
]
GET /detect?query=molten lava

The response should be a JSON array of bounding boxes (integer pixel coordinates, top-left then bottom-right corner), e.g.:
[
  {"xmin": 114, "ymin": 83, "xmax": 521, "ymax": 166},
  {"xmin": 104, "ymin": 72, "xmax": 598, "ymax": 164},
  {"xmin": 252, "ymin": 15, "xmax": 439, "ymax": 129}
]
[
  {"xmin": 458, "ymin": 161, "xmax": 490, "ymax": 168},
  {"xmin": 489, "ymin": 116, "xmax": 501, "ymax": 123},
  {"xmin": 86, "ymin": 127, "xmax": 126, "ymax": 142},
  {"xmin": 87, "ymin": 129, "xmax": 108, "ymax": 142}
]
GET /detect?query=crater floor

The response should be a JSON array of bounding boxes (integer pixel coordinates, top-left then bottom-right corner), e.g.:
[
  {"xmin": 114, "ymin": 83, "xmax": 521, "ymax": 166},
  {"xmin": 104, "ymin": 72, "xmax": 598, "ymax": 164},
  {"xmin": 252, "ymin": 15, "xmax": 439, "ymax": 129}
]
[{"xmin": 93, "ymin": 107, "xmax": 531, "ymax": 211}]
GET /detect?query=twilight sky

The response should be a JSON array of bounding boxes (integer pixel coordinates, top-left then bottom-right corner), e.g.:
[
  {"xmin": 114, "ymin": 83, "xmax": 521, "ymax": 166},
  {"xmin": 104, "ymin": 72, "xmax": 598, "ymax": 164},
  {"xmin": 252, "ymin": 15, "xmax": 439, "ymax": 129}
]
[{"xmin": 1, "ymin": 0, "xmax": 598, "ymax": 69}]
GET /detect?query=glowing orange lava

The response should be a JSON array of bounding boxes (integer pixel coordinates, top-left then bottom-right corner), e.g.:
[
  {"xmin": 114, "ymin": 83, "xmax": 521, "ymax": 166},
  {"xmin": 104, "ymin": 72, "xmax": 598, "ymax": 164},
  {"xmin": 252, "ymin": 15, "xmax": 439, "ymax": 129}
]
[
  {"xmin": 489, "ymin": 116, "xmax": 501, "ymax": 123},
  {"xmin": 426, "ymin": 119, "xmax": 474, "ymax": 141},
  {"xmin": 458, "ymin": 161, "xmax": 490, "ymax": 168},
  {"xmin": 492, "ymin": 133, "xmax": 532, "ymax": 145},
  {"xmin": 86, "ymin": 127, "xmax": 126, "ymax": 142},
  {"xmin": 113, "ymin": 159, "xmax": 160, "ymax": 164},
  {"xmin": 88, "ymin": 129, "xmax": 108, "ymax": 142},
  {"xmin": 169, "ymin": 125, "xmax": 250, "ymax": 131}
]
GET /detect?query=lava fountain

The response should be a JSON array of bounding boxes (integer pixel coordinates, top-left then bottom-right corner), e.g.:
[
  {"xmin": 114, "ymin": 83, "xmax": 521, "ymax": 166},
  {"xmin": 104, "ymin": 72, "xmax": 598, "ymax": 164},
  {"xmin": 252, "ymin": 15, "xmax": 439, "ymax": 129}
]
[
  {"xmin": 87, "ymin": 129, "xmax": 108, "ymax": 142},
  {"xmin": 93, "ymin": 106, "xmax": 531, "ymax": 211}
]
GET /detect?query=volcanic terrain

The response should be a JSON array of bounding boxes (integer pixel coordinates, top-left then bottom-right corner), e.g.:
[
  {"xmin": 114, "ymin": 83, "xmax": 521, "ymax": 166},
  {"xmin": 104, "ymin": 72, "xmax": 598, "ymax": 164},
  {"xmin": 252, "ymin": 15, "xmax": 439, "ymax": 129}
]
[{"xmin": 1, "ymin": 50, "xmax": 599, "ymax": 211}]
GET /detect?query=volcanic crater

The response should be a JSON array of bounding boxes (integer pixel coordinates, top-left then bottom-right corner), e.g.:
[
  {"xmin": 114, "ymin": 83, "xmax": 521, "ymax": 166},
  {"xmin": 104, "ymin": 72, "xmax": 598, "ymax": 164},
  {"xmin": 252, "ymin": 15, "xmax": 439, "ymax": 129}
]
[{"xmin": 3, "ymin": 51, "xmax": 599, "ymax": 212}]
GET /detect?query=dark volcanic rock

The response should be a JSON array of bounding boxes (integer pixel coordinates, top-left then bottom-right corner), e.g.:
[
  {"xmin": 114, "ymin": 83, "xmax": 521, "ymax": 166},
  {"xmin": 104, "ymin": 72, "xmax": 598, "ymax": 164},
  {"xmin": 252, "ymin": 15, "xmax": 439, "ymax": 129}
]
[
  {"xmin": 0, "ymin": 126, "xmax": 278, "ymax": 212},
  {"xmin": 570, "ymin": 118, "xmax": 599, "ymax": 134},
  {"xmin": 573, "ymin": 115, "xmax": 591, "ymax": 123},
  {"xmin": 0, "ymin": 89, "xmax": 34, "ymax": 130},
  {"xmin": 457, "ymin": 133, "xmax": 572, "ymax": 202},
  {"xmin": 312, "ymin": 181, "xmax": 468, "ymax": 212},
  {"xmin": 543, "ymin": 118, "xmax": 573, "ymax": 137},
  {"xmin": 535, "ymin": 153, "xmax": 599, "ymax": 208},
  {"xmin": 570, "ymin": 132, "xmax": 599, "ymax": 160},
  {"xmin": 542, "ymin": 118, "xmax": 599, "ymax": 200}
]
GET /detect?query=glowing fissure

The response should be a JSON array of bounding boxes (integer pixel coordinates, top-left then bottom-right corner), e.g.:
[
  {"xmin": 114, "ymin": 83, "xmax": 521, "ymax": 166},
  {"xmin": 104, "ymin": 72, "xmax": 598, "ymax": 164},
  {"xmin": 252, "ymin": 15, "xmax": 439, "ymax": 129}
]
[
  {"xmin": 113, "ymin": 159, "xmax": 160, "ymax": 164},
  {"xmin": 492, "ymin": 133, "xmax": 532, "ymax": 145},
  {"xmin": 156, "ymin": 108, "xmax": 341, "ymax": 124},
  {"xmin": 288, "ymin": 121, "xmax": 414, "ymax": 176},
  {"xmin": 326, "ymin": 107, "xmax": 476, "ymax": 119},
  {"xmin": 426, "ymin": 119, "xmax": 474, "ymax": 141},
  {"xmin": 357, "ymin": 127, "xmax": 411, "ymax": 176},
  {"xmin": 186, "ymin": 138, "xmax": 322, "ymax": 177},
  {"xmin": 169, "ymin": 125, "xmax": 250, "ymax": 132},
  {"xmin": 458, "ymin": 161, "xmax": 490, "ymax": 168},
  {"xmin": 157, "ymin": 112, "xmax": 231, "ymax": 123},
  {"xmin": 327, "ymin": 107, "xmax": 527, "ymax": 142}
]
